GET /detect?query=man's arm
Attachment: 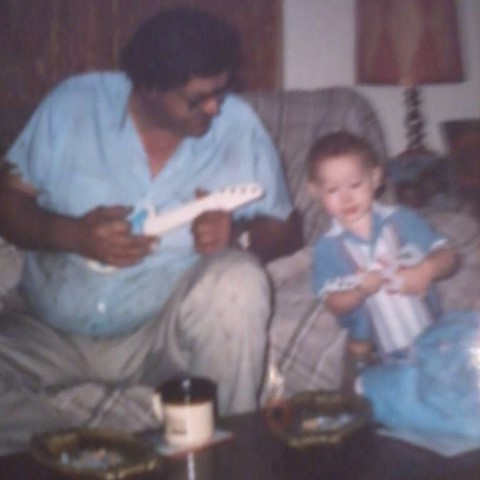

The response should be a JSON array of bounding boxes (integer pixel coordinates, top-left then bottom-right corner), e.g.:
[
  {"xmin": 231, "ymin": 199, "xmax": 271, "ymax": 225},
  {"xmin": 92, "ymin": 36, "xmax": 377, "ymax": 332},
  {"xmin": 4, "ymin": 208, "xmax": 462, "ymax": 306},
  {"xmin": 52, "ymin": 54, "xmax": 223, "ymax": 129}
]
[
  {"xmin": 0, "ymin": 163, "xmax": 155, "ymax": 266},
  {"xmin": 234, "ymin": 209, "xmax": 303, "ymax": 263},
  {"xmin": 192, "ymin": 208, "xmax": 303, "ymax": 264},
  {"xmin": 0, "ymin": 163, "xmax": 78, "ymax": 251}
]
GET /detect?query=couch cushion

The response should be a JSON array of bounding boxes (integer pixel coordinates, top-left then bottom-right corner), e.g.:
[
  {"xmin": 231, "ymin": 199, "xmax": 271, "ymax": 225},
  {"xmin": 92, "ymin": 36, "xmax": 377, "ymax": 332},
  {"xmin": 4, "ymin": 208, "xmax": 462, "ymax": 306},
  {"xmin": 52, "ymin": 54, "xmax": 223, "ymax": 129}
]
[
  {"xmin": 423, "ymin": 210, "xmax": 480, "ymax": 311},
  {"xmin": 266, "ymin": 248, "xmax": 347, "ymax": 398}
]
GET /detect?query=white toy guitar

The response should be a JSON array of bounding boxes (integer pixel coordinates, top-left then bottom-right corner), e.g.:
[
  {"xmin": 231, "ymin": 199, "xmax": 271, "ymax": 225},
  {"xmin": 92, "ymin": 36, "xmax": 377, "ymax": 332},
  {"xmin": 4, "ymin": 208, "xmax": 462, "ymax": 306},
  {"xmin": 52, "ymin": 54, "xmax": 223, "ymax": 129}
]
[{"xmin": 87, "ymin": 183, "xmax": 264, "ymax": 273}]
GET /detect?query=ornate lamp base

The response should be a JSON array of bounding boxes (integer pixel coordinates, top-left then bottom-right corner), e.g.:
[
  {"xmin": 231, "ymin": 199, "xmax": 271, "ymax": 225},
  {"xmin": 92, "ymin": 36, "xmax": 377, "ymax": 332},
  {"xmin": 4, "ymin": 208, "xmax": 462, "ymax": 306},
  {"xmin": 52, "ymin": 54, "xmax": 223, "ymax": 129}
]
[{"xmin": 404, "ymin": 85, "xmax": 425, "ymax": 152}]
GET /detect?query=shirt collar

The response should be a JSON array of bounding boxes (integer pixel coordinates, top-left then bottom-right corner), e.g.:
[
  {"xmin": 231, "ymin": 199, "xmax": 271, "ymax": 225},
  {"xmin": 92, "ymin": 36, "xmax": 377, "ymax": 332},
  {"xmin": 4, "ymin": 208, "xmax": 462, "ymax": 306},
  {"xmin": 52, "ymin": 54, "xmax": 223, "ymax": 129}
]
[
  {"xmin": 326, "ymin": 202, "xmax": 397, "ymax": 244},
  {"xmin": 118, "ymin": 75, "xmax": 133, "ymax": 131}
]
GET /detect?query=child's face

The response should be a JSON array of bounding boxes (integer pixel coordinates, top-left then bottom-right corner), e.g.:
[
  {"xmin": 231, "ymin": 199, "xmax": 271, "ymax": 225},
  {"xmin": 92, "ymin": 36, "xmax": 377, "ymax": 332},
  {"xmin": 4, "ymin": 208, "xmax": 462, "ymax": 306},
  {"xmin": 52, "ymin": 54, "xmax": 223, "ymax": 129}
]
[{"xmin": 308, "ymin": 153, "xmax": 381, "ymax": 233}]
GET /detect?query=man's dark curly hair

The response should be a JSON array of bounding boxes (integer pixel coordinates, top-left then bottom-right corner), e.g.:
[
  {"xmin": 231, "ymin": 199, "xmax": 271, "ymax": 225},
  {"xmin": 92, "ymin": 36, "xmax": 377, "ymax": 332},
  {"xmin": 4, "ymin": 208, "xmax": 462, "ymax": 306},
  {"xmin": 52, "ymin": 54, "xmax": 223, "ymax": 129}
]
[{"xmin": 120, "ymin": 6, "xmax": 241, "ymax": 91}]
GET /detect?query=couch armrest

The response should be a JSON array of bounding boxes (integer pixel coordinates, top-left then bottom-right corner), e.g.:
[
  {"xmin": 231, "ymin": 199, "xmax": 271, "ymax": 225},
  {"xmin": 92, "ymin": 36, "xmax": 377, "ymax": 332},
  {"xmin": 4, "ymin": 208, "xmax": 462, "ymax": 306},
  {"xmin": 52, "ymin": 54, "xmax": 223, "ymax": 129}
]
[
  {"xmin": 422, "ymin": 210, "xmax": 480, "ymax": 311},
  {"xmin": 423, "ymin": 210, "xmax": 480, "ymax": 267}
]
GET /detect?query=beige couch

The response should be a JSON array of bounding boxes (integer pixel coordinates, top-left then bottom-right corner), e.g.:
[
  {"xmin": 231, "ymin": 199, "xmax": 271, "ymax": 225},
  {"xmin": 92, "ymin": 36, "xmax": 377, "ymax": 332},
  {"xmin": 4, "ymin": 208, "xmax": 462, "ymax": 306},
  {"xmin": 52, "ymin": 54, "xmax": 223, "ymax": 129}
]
[
  {"xmin": 244, "ymin": 88, "xmax": 480, "ymax": 399},
  {"xmin": 244, "ymin": 87, "xmax": 389, "ymax": 398},
  {"xmin": 1, "ymin": 86, "xmax": 480, "ymax": 419}
]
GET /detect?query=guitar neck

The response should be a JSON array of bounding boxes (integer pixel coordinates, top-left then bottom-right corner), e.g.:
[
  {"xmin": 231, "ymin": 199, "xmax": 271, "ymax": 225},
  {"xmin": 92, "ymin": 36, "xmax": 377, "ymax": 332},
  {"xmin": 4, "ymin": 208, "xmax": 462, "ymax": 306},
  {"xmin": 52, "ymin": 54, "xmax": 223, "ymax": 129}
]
[
  {"xmin": 88, "ymin": 183, "xmax": 263, "ymax": 272},
  {"xmin": 143, "ymin": 195, "xmax": 218, "ymax": 236}
]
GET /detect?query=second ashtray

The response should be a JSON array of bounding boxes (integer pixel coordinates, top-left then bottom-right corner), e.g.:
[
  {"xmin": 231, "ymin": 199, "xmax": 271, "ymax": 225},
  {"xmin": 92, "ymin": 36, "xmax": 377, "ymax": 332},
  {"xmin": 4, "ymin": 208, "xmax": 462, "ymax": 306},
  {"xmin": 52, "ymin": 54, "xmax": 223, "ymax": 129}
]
[{"xmin": 265, "ymin": 390, "xmax": 371, "ymax": 448}]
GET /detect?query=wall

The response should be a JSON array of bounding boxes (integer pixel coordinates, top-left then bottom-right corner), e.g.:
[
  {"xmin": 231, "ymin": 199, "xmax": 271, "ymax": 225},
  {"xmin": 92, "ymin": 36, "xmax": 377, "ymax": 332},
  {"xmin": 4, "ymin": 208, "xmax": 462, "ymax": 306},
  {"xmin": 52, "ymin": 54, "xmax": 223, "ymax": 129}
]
[{"xmin": 282, "ymin": 0, "xmax": 480, "ymax": 157}]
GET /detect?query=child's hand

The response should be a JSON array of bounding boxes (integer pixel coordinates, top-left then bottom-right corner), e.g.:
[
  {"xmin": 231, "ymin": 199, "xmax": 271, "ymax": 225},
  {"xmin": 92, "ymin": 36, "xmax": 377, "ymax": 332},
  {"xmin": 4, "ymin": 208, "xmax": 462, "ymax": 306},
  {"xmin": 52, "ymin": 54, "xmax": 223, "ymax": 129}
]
[
  {"xmin": 395, "ymin": 261, "xmax": 434, "ymax": 297},
  {"xmin": 358, "ymin": 270, "xmax": 384, "ymax": 297}
]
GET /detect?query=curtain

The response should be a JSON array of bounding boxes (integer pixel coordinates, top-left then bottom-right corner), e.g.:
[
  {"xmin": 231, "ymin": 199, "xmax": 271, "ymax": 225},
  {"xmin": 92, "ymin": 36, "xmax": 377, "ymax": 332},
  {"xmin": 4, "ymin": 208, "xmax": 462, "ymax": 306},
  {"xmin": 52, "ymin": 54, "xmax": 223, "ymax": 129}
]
[{"xmin": 0, "ymin": 0, "xmax": 281, "ymax": 106}]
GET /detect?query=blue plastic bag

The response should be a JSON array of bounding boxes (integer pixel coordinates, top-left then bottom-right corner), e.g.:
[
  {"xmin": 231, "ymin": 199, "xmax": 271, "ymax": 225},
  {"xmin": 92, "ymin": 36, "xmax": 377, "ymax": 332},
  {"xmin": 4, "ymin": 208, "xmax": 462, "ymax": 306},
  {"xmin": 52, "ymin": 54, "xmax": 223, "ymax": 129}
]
[{"xmin": 361, "ymin": 311, "xmax": 480, "ymax": 438}]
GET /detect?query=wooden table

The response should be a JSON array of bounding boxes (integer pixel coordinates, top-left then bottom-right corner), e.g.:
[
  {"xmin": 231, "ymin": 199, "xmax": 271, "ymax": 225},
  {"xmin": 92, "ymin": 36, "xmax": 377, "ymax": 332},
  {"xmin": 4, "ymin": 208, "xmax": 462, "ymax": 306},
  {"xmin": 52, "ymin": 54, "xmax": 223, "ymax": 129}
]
[{"xmin": 1, "ymin": 410, "xmax": 480, "ymax": 479}]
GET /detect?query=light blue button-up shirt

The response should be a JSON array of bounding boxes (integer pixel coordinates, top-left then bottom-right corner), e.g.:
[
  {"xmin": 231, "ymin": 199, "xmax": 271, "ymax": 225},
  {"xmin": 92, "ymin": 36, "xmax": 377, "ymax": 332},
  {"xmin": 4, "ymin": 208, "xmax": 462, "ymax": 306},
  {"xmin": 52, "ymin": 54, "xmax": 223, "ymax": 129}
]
[{"xmin": 7, "ymin": 72, "xmax": 292, "ymax": 337}]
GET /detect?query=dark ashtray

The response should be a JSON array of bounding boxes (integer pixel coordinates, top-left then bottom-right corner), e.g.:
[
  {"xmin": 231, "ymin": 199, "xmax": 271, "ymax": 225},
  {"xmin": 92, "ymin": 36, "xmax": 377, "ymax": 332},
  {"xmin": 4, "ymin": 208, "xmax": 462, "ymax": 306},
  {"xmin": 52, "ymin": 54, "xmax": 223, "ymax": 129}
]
[
  {"xmin": 266, "ymin": 390, "xmax": 371, "ymax": 448},
  {"xmin": 29, "ymin": 428, "xmax": 162, "ymax": 479}
]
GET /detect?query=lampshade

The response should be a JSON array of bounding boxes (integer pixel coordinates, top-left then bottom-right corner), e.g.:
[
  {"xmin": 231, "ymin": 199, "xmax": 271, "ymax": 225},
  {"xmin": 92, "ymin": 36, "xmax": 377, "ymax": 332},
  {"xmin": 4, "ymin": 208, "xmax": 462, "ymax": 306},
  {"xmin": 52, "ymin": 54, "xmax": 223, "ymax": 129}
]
[
  {"xmin": 356, "ymin": 0, "xmax": 464, "ymax": 86},
  {"xmin": 356, "ymin": 0, "xmax": 464, "ymax": 155}
]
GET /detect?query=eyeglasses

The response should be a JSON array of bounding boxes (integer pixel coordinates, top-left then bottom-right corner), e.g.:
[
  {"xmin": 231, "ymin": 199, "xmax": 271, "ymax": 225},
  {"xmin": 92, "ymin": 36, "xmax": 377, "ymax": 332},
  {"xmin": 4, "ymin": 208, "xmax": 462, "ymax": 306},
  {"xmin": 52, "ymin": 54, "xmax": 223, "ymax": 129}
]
[{"xmin": 174, "ymin": 83, "xmax": 233, "ymax": 111}]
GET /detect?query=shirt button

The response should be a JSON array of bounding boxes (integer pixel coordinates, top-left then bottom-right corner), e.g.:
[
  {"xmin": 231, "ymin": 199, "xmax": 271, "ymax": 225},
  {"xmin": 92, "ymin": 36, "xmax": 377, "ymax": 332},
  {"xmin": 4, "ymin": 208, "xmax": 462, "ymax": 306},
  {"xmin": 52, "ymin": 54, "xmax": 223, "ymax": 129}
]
[{"xmin": 97, "ymin": 301, "xmax": 107, "ymax": 314}]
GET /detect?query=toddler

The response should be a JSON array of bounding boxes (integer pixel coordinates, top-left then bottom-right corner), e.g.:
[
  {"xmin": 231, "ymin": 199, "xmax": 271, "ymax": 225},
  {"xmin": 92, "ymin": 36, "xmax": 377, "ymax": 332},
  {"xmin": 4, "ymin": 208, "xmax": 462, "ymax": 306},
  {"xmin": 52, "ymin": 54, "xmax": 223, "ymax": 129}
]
[{"xmin": 307, "ymin": 131, "xmax": 458, "ymax": 356}]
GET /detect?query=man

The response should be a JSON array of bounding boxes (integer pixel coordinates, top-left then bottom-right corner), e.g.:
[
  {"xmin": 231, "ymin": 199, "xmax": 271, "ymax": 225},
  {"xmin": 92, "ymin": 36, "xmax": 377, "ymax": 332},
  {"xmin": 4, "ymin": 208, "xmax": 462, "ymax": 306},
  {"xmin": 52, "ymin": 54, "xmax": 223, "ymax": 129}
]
[{"xmin": 0, "ymin": 7, "xmax": 301, "ymax": 451}]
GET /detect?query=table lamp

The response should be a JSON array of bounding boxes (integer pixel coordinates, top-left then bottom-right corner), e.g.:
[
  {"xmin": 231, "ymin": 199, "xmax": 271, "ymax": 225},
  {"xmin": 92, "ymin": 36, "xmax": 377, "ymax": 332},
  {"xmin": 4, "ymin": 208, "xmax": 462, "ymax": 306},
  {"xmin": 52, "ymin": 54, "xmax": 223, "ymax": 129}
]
[{"xmin": 355, "ymin": 0, "xmax": 464, "ymax": 158}]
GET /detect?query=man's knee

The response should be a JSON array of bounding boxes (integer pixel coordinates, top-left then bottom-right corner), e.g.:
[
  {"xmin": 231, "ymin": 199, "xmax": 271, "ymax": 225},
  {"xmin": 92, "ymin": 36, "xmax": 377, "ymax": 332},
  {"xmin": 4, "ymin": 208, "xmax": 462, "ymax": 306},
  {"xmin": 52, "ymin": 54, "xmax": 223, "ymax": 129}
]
[
  {"xmin": 205, "ymin": 249, "xmax": 270, "ymax": 310},
  {"xmin": 184, "ymin": 249, "xmax": 271, "ymax": 333}
]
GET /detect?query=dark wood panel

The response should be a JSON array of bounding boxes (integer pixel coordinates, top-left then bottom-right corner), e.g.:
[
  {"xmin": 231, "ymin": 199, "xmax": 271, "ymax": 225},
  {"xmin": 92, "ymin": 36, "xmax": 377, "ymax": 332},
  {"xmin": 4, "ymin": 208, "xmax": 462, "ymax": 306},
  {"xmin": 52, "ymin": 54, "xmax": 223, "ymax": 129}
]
[{"xmin": 0, "ymin": 0, "xmax": 281, "ymax": 106}]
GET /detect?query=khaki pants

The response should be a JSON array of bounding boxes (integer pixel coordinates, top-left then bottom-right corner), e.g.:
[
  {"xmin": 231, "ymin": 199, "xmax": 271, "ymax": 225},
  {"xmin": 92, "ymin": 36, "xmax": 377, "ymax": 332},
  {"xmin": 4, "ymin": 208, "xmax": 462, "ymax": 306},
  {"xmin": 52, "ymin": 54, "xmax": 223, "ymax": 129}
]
[{"xmin": 0, "ymin": 249, "xmax": 270, "ymax": 453}]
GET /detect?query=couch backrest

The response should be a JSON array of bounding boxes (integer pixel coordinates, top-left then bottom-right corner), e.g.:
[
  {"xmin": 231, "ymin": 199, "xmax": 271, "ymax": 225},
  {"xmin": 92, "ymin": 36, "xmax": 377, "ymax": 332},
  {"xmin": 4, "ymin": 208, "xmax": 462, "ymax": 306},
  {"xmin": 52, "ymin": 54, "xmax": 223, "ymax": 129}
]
[
  {"xmin": 1, "ymin": 87, "xmax": 389, "ymax": 246},
  {"xmin": 243, "ymin": 87, "xmax": 389, "ymax": 244}
]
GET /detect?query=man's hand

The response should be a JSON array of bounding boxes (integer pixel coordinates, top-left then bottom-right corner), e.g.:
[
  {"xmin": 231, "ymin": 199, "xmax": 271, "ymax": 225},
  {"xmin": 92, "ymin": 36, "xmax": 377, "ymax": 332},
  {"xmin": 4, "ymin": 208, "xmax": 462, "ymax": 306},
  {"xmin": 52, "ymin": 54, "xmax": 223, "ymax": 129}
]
[
  {"xmin": 77, "ymin": 206, "xmax": 156, "ymax": 267},
  {"xmin": 191, "ymin": 210, "xmax": 232, "ymax": 255},
  {"xmin": 191, "ymin": 188, "xmax": 232, "ymax": 255},
  {"xmin": 189, "ymin": 188, "xmax": 304, "ymax": 262}
]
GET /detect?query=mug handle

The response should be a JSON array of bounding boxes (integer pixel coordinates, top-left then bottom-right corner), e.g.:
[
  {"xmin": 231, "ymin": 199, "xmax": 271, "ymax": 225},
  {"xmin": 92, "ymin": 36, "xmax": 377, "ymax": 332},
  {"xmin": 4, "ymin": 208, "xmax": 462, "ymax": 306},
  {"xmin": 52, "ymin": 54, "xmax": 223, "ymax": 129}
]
[{"xmin": 151, "ymin": 392, "xmax": 164, "ymax": 423}]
